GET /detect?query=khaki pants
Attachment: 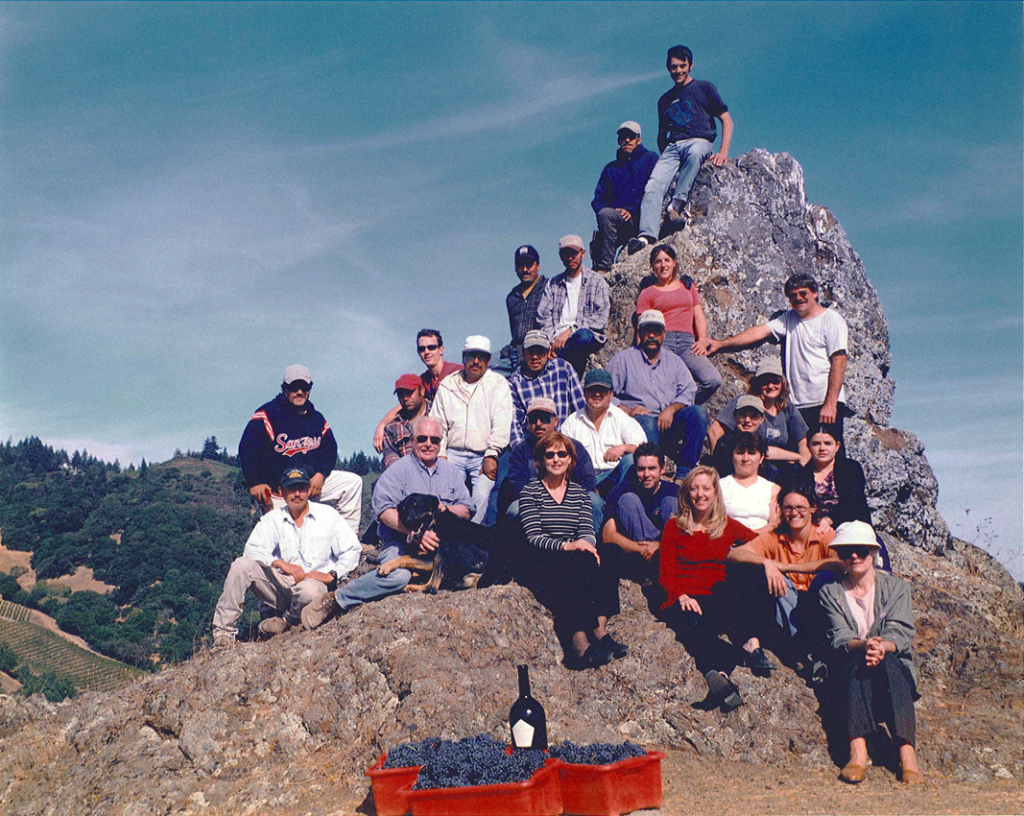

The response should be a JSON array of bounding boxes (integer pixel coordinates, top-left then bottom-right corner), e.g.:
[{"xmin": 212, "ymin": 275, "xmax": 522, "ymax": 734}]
[{"xmin": 212, "ymin": 557, "xmax": 327, "ymax": 636}]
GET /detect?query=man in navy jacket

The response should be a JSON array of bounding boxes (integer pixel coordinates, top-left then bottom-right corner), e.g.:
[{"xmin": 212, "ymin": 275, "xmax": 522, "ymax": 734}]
[
  {"xmin": 238, "ymin": 364, "xmax": 362, "ymax": 532},
  {"xmin": 590, "ymin": 120, "xmax": 658, "ymax": 274}
]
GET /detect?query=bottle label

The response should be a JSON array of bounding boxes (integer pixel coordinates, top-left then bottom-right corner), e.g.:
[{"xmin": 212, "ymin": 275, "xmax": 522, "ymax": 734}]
[{"xmin": 511, "ymin": 719, "xmax": 535, "ymax": 748}]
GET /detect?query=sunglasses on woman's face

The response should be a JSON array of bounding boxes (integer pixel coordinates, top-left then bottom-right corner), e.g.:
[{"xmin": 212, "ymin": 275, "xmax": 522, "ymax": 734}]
[
  {"xmin": 835, "ymin": 546, "xmax": 872, "ymax": 560},
  {"xmin": 544, "ymin": 449, "xmax": 570, "ymax": 460},
  {"xmin": 415, "ymin": 435, "xmax": 442, "ymax": 445}
]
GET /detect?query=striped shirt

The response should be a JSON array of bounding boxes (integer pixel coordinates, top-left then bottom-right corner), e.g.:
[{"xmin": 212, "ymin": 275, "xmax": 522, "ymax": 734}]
[{"xmin": 518, "ymin": 479, "xmax": 596, "ymax": 552}]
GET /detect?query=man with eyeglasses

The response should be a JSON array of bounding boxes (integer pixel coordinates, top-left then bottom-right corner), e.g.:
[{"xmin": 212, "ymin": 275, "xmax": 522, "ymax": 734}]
[
  {"xmin": 302, "ymin": 416, "xmax": 474, "ymax": 629},
  {"xmin": 238, "ymin": 364, "xmax": 362, "ymax": 532},
  {"xmin": 430, "ymin": 336, "xmax": 513, "ymax": 524},
  {"xmin": 502, "ymin": 396, "xmax": 600, "ymax": 528},
  {"xmin": 590, "ymin": 121, "xmax": 658, "ymax": 274},
  {"xmin": 535, "ymin": 234, "xmax": 611, "ymax": 377},
  {"xmin": 697, "ymin": 272, "xmax": 850, "ymax": 445},
  {"xmin": 372, "ymin": 329, "xmax": 463, "ymax": 453}
]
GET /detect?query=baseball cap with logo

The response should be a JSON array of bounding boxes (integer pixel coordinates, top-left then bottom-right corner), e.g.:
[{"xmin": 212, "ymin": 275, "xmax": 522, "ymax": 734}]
[
  {"xmin": 280, "ymin": 467, "xmax": 311, "ymax": 488},
  {"xmin": 637, "ymin": 309, "xmax": 666, "ymax": 330},
  {"xmin": 515, "ymin": 245, "xmax": 540, "ymax": 266},
  {"xmin": 523, "ymin": 329, "xmax": 551, "ymax": 350}
]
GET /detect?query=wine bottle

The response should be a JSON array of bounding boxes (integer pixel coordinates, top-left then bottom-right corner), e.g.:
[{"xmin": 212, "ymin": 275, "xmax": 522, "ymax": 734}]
[{"xmin": 509, "ymin": 664, "xmax": 547, "ymax": 750}]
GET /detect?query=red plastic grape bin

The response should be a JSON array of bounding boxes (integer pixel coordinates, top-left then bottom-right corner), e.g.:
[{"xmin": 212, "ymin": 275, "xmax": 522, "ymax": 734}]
[
  {"xmin": 404, "ymin": 761, "xmax": 563, "ymax": 816},
  {"xmin": 555, "ymin": 750, "xmax": 665, "ymax": 816},
  {"xmin": 365, "ymin": 753, "xmax": 423, "ymax": 816}
]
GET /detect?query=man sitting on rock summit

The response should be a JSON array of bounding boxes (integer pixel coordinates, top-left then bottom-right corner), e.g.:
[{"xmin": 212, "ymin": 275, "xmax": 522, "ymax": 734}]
[
  {"xmin": 212, "ymin": 466, "xmax": 361, "ymax": 648},
  {"xmin": 238, "ymin": 364, "xmax": 362, "ymax": 532},
  {"xmin": 590, "ymin": 121, "xmax": 659, "ymax": 274},
  {"xmin": 697, "ymin": 272, "xmax": 850, "ymax": 445},
  {"xmin": 629, "ymin": 44, "xmax": 733, "ymax": 253}
]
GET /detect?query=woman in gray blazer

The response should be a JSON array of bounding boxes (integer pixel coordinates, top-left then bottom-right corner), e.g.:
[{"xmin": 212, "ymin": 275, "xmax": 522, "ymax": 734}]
[{"xmin": 820, "ymin": 521, "xmax": 924, "ymax": 785}]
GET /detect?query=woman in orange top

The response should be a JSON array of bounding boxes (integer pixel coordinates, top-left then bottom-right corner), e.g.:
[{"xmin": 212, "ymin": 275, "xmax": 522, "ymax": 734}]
[{"xmin": 728, "ymin": 482, "xmax": 842, "ymax": 648}]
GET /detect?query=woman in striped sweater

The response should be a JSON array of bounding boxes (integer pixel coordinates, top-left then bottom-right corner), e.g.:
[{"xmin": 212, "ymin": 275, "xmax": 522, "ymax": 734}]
[{"xmin": 518, "ymin": 431, "xmax": 625, "ymax": 670}]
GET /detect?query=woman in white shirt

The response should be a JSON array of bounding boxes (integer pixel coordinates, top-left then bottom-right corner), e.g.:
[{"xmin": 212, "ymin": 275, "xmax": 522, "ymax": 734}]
[{"xmin": 718, "ymin": 432, "xmax": 780, "ymax": 534}]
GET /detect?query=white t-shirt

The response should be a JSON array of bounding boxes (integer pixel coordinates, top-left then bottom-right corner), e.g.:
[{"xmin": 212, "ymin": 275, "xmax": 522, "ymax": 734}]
[
  {"xmin": 767, "ymin": 307, "xmax": 848, "ymax": 408},
  {"xmin": 559, "ymin": 405, "xmax": 647, "ymax": 473},
  {"xmin": 554, "ymin": 272, "xmax": 583, "ymax": 336},
  {"xmin": 720, "ymin": 475, "xmax": 775, "ymax": 530}
]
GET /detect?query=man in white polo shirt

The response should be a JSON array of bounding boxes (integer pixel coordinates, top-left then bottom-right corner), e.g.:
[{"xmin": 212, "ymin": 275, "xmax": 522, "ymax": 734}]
[
  {"xmin": 560, "ymin": 369, "xmax": 647, "ymax": 496},
  {"xmin": 697, "ymin": 272, "xmax": 849, "ymax": 444}
]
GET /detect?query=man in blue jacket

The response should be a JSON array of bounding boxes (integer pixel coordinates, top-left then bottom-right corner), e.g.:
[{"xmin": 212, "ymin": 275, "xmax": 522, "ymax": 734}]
[
  {"xmin": 238, "ymin": 364, "xmax": 362, "ymax": 533},
  {"xmin": 590, "ymin": 121, "xmax": 658, "ymax": 274}
]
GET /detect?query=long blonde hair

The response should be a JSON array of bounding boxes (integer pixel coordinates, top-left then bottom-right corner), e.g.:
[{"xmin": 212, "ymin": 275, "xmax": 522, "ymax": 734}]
[{"xmin": 675, "ymin": 465, "xmax": 728, "ymax": 538}]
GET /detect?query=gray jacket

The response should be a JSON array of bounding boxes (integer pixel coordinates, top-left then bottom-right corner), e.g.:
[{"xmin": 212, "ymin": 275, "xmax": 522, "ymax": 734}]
[{"xmin": 819, "ymin": 570, "xmax": 918, "ymax": 689}]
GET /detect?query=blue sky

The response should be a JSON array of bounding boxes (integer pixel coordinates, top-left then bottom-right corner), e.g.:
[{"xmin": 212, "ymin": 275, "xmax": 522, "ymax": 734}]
[{"xmin": 2, "ymin": 2, "xmax": 1021, "ymax": 577}]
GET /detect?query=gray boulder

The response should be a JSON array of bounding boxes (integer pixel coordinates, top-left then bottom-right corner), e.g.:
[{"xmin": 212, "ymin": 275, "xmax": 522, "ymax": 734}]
[{"xmin": 599, "ymin": 149, "xmax": 948, "ymax": 551}]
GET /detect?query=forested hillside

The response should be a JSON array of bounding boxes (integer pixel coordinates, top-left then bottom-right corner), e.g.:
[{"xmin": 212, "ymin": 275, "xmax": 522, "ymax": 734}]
[{"xmin": 0, "ymin": 437, "xmax": 380, "ymax": 669}]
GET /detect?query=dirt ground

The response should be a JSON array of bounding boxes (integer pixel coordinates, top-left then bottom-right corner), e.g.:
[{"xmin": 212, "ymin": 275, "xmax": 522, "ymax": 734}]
[{"xmin": 331, "ymin": 748, "xmax": 1023, "ymax": 816}]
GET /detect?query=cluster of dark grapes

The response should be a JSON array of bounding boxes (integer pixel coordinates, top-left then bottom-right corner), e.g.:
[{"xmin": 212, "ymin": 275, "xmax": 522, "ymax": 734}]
[
  {"xmin": 549, "ymin": 740, "xmax": 646, "ymax": 765},
  {"xmin": 412, "ymin": 734, "xmax": 546, "ymax": 790},
  {"xmin": 381, "ymin": 736, "xmax": 445, "ymax": 769}
]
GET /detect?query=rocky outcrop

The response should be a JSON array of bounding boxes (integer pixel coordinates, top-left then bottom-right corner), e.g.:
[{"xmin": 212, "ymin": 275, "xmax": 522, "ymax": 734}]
[
  {"xmin": 1, "ymin": 538, "xmax": 1020, "ymax": 815},
  {"xmin": 599, "ymin": 149, "xmax": 948, "ymax": 551}
]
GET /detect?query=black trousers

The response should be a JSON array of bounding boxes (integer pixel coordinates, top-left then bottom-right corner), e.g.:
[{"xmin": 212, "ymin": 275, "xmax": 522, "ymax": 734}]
[
  {"xmin": 842, "ymin": 651, "xmax": 917, "ymax": 747},
  {"xmin": 520, "ymin": 542, "xmax": 621, "ymax": 640}
]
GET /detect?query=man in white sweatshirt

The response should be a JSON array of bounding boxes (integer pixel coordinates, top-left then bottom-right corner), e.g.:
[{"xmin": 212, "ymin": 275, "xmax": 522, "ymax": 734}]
[{"xmin": 430, "ymin": 335, "xmax": 514, "ymax": 524}]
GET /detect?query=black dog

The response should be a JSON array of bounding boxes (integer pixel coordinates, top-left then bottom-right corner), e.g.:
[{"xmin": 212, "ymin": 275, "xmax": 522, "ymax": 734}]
[{"xmin": 379, "ymin": 494, "xmax": 498, "ymax": 593}]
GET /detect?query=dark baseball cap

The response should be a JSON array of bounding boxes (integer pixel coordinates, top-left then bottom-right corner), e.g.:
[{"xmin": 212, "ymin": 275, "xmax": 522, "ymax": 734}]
[
  {"xmin": 280, "ymin": 467, "xmax": 311, "ymax": 488},
  {"xmin": 515, "ymin": 245, "xmax": 540, "ymax": 266}
]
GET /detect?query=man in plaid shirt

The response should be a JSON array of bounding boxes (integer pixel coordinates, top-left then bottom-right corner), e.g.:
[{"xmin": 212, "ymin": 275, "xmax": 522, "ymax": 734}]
[
  {"xmin": 507, "ymin": 330, "xmax": 586, "ymax": 447},
  {"xmin": 381, "ymin": 374, "xmax": 431, "ymax": 468},
  {"xmin": 535, "ymin": 234, "xmax": 611, "ymax": 376}
]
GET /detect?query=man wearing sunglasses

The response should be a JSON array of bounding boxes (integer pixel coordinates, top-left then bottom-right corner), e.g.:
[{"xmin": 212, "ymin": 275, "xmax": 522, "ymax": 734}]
[
  {"xmin": 590, "ymin": 121, "xmax": 658, "ymax": 274},
  {"xmin": 238, "ymin": 364, "xmax": 362, "ymax": 532},
  {"xmin": 535, "ymin": 234, "xmax": 611, "ymax": 377},
  {"xmin": 372, "ymin": 329, "xmax": 463, "ymax": 453},
  {"xmin": 302, "ymin": 416, "xmax": 473, "ymax": 628},
  {"xmin": 696, "ymin": 272, "xmax": 850, "ymax": 445}
]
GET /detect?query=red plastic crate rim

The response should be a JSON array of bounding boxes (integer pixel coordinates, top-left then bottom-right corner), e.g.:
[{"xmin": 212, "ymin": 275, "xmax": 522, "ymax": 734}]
[
  {"xmin": 365, "ymin": 752, "xmax": 423, "ymax": 816},
  {"xmin": 404, "ymin": 761, "xmax": 563, "ymax": 816},
  {"xmin": 556, "ymin": 750, "xmax": 665, "ymax": 816}
]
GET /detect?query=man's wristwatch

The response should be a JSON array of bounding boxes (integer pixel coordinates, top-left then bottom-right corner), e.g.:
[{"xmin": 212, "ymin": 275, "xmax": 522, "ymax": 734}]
[{"xmin": 328, "ymin": 570, "xmax": 339, "ymax": 592}]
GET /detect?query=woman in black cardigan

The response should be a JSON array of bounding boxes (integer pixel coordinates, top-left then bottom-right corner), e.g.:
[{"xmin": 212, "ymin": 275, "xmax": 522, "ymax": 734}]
[{"xmin": 799, "ymin": 426, "xmax": 890, "ymax": 570}]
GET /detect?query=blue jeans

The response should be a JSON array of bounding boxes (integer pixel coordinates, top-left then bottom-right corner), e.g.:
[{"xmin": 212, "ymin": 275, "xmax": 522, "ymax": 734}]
[
  {"xmin": 614, "ymin": 491, "xmax": 677, "ymax": 542},
  {"xmin": 663, "ymin": 331, "xmax": 722, "ymax": 405},
  {"xmin": 633, "ymin": 405, "xmax": 708, "ymax": 473},
  {"xmin": 446, "ymin": 448, "xmax": 495, "ymax": 524},
  {"xmin": 508, "ymin": 490, "xmax": 604, "ymax": 533},
  {"xmin": 593, "ymin": 207, "xmax": 636, "ymax": 271},
  {"xmin": 483, "ymin": 449, "xmax": 511, "ymax": 527},
  {"xmin": 557, "ymin": 328, "xmax": 604, "ymax": 378},
  {"xmin": 638, "ymin": 138, "xmax": 714, "ymax": 240},
  {"xmin": 595, "ymin": 454, "xmax": 634, "ymax": 497},
  {"xmin": 334, "ymin": 542, "xmax": 412, "ymax": 611}
]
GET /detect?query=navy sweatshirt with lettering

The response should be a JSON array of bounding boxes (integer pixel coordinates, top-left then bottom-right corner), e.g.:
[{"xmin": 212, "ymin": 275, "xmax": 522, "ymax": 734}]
[{"xmin": 238, "ymin": 394, "xmax": 339, "ymax": 490}]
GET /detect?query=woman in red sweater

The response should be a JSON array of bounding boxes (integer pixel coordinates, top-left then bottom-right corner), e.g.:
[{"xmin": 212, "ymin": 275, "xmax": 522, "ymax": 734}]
[{"xmin": 659, "ymin": 465, "xmax": 776, "ymax": 710}]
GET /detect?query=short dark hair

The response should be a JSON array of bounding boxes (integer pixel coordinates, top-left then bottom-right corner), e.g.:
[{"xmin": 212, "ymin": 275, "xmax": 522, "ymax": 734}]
[
  {"xmin": 730, "ymin": 431, "xmax": 767, "ymax": 456},
  {"xmin": 778, "ymin": 482, "xmax": 819, "ymax": 516},
  {"xmin": 783, "ymin": 273, "xmax": 819, "ymax": 297},
  {"xmin": 648, "ymin": 243, "xmax": 676, "ymax": 266},
  {"xmin": 667, "ymin": 45, "xmax": 693, "ymax": 65},
  {"xmin": 416, "ymin": 328, "xmax": 443, "ymax": 346},
  {"xmin": 805, "ymin": 424, "xmax": 842, "ymax": 446},
  {"xmin": 634, "ymin": 442, "xmax": 665, "ymax": 466}
]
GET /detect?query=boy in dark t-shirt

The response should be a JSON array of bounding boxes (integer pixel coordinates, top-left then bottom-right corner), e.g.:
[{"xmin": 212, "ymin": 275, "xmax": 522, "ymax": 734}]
[{"xmin": 630, "ymin": 45, "xmax": 734, "ymax": 251}]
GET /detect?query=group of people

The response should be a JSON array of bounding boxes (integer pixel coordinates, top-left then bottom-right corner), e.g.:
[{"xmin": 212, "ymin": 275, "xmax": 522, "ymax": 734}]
[{"xmin": 210, "ymin": 44, "xmax": 922, "ymax": 785}]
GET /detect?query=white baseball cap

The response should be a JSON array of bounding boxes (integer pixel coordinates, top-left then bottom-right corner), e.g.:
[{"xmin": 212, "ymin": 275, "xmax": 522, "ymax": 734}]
[{"xmin": 463, "ymin": 335, "xmax": 492, "ymax": 355}]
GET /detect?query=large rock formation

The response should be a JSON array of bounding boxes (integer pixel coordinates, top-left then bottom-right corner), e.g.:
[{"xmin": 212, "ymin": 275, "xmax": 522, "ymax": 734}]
[
  {"xmin": 599, "ymin": 149, "xmax": 947, "ymax": 552},
  {"xmin": 0, "ymin": 151, "xmax": 1019, "ymax": 816}
]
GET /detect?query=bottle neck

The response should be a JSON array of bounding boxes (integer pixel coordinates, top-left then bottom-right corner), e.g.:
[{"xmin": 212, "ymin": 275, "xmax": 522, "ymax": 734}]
[{"xmin": 517, "ymin": 665, "xmax": 531, "ymax": 697}]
